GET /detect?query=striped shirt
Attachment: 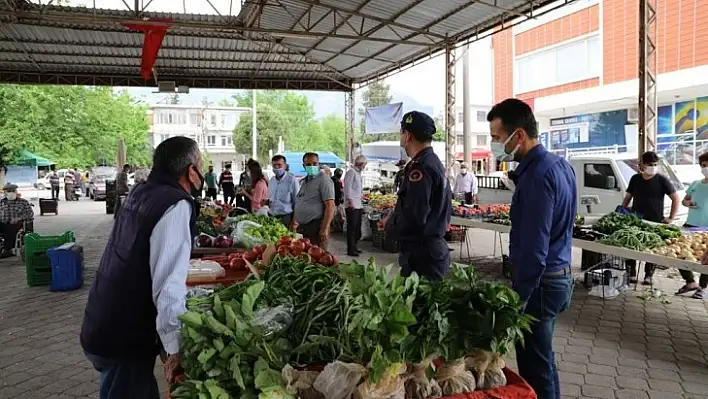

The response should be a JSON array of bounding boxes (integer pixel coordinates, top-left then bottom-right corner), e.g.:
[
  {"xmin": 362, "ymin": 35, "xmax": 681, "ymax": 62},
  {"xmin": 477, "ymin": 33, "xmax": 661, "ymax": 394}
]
[{"xmin": 150, "ymin": 199, "xmax": 192, "ymax": 355}]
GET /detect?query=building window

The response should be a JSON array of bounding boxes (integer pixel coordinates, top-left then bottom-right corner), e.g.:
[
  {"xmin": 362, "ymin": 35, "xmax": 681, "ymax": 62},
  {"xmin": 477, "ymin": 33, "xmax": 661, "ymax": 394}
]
[
  {"xmin": 221, "ymin": 135, "xmax": 233, "ymax": 147},
  {"xmin": 159, "ymin": 134, "xmax": 170, "ymax": 143},
  {"xmin": 457, "ymin": 112, "xmax": 463, "ymax": 121},
  {"xmin": 476, "ymin": 111, "xmax": 487, "ymax": 122},
  {"xmin": 221, "ymin": 114, "xmax": 228, "ymax": 128},
  {"xmin": 515, "ymin": 34, "xmax": 601, "ymax": 94},
  {"xmin": 583, "ymin": 163, "xmax": 617, "ymax": 189},
  {"xmin": 210, "ymin": 115, "xmax": 217, "ymax": 126},
  {"xmin": 476, "ymin": 135, "xmax": 487, "ymax": 146},
  {"xmin": 207, "ymin": 135, "xmax": 216, "ymax": 146}
]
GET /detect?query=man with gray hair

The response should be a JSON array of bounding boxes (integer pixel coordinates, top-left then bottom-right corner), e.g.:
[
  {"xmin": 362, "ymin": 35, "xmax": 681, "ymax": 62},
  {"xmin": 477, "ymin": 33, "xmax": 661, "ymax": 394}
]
[
  {"xmin": 344, "ymin": 155, "xmax": 367, "ymax": 256},
  {"xmin": 81, "ymin": 136, "xmax": 203, "ymax": 398}
]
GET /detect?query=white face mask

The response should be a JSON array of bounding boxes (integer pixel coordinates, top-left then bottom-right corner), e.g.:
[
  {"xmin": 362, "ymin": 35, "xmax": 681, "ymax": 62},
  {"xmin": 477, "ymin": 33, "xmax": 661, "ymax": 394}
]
[
  {"xmin": 490, "ymin": 131, "xmax": 520, "ymax": 162},
  {"xmin": 644, "ymin": 166, "xmax": 658, "ymax": 176},
  {"xmin": 5, "ymin": 192, "xmax": 16, "ymax": 201},
  {"xmin": 460, "ymin": 169, "xmax": 467, "ymax": 175},
  {"xmin": 701, "ymin": 167, "xmax": 708, "ymax": 178}
]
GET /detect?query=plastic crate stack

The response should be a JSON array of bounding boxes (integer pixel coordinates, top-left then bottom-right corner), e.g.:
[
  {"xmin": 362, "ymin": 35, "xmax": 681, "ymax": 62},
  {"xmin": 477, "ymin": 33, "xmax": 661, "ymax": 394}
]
[{"xmin": 24, "ymin": 232, "xmax": 75, "ymax": 286}]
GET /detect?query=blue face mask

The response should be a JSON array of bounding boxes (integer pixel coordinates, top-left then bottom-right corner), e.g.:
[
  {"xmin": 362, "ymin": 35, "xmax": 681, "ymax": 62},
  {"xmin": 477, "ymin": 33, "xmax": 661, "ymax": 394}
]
[
  {"xmin": 273, "ymin": 168, "xmax": 285, "ymax": 177},
  {"xmin": 304, "ymin": 165, "xmax": 320, "ymax": 177},
  {"xmin": 490, "ymin": 131, "xmax": 519, "ymax": 162}
]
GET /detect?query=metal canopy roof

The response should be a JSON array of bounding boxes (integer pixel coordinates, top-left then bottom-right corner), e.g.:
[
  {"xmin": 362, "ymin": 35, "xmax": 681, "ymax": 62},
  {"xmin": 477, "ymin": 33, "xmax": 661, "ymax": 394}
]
[{"xmin": 0, "ymin": 0, "xmax": 568, "ymax": 91}]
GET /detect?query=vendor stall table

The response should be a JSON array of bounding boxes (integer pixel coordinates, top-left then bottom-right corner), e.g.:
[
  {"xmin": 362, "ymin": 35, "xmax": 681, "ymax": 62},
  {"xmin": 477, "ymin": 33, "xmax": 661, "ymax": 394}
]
[
  {"xmin": 450, "ymin": 216, "xmax": 708, "ymax": 275},
  {"xmin": 191, "ymin": 246, "xmax": 245, "ymax": 257}
]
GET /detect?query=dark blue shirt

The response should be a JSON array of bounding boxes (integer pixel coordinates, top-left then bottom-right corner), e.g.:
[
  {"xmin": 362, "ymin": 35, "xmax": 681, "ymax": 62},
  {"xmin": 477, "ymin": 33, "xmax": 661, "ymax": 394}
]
[
  {"xmin": 391, "ymin": 147, "xmax": 452, "ymax": 242},
  {"xmin": 509, "ymin": 145, "xmax": 576, "ymax": 302}
]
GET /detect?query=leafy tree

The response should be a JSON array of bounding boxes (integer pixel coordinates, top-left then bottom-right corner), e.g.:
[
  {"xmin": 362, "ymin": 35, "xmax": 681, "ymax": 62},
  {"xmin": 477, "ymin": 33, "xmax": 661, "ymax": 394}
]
[
  {"xmin": 231, "ymin": 91, "xmax": 347, "ymax": 159},
  {"xmin": 0, "ymin": 85, "xmax": 150, "ymax": 168}
]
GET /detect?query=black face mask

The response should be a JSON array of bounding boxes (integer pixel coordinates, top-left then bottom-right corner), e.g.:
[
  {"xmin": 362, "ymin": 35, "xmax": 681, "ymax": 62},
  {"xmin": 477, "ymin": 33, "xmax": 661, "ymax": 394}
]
[{"xmin": 190, "ymin": 166, "xmax": 205, "ymax": 193}]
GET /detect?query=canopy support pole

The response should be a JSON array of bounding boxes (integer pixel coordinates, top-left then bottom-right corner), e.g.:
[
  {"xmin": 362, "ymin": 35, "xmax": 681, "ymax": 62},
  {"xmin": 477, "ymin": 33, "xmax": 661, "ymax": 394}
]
[
  {"xmin": 345, "ymin": 90, "xmax": 355, "ymax": 163},
  {"xmin": 445, "ymin": 44, "xmax": 456, "ymax": 178},
  {"xmin": 638, "ymin": 0, "xmax": 657, "ymax": 156}
]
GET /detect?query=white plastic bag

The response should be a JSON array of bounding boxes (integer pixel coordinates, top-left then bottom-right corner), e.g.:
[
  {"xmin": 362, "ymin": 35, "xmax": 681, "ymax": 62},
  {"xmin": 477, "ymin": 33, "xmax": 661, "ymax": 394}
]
[
  {"xmin": 232, "ymin": 220, "xmax": 267, "ymax": 248},
  {"xmin": 355, "ymin": 364, "xmax": 407, "ymax": 399},
  {"xmin": 186, "ymin": 260, "xmax": 225, "ymax": 284},
  {"xmin": 313, "ymin": 361, "xmax": 367, "ymax": 399}
]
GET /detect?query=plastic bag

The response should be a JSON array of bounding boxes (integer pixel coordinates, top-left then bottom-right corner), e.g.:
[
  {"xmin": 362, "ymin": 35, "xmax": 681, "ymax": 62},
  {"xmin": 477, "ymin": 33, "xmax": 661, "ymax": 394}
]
[
  {"xmin": 252, "ymin": 302, "xmax": 294, "ymax": 338},
  {"xmin": 465, "ymin": 351, "xmax": 507, "ymax": 390},
  {"xmin": 435, "ymin": 358, "xmax": 476, "ymax": 396},
  {"xmin": 405, "ymin": 356, "xmax": 442, "ymax": 399},
  {"xmin": 186, "ymin": 260, "xmax": 225, "ymax": 284},
  {"xmin": 313, "ymin": 361, "xmax": 367, "ymax": 399},
  {"xmin": 232, "ymin": 220, "xmax": 267, "ymax": 248},
  {"xmin": 282, "ymin": 365, "xmax": 323, "ymax": 399},
  {"xmin": 355, "ymin": 364, "xmax": 406, "ymax": 399}
]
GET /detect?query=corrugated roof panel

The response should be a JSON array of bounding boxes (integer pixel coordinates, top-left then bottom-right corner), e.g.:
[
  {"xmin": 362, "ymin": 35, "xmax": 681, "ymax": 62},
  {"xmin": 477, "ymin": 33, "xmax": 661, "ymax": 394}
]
[
  {"xmin": 0, "ymin": 0, "xmax": 565, "ymax": 89},
  {"xmin": 345, "ymin": 58, "xmax": 390, "ymax": 78},
  {"xmin": 359, "ymin": 0, "xmax": 405, "ymax": 20}
]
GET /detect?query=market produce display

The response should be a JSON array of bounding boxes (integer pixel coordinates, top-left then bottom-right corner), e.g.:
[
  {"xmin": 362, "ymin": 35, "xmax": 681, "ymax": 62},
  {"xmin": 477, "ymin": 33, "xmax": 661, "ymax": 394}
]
[
  {"xmin": 197, "ymin": 201, "xmax": 233, "ymax": 236},
  {"xmin": 599, "ymin": 227, "xmax": 663, "ymax": 251},
  {"xmin": 367, "ymin": 193, "xmax": 397, "ymax": 210},
  {"xmin": 173, "ymin": 257, "xmax": 532, "ymax": 399},
  {"xmin": 648, "ymin": 232, "xmax": 708, "ymax": 262},
  {"xmin": 452, "ymin": 204, "xmax": 510, "ymax": 219},
  {"xmin": 592, "ymin": 213, "xmax": 681, "ymax": 239}
]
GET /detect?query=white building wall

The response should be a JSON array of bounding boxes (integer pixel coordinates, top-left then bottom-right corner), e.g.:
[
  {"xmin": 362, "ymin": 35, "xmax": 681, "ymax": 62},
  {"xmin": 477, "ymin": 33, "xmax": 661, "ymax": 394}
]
[{"xmin": 147, "ymin": 105, "xmax": 249, "ymax": 173}]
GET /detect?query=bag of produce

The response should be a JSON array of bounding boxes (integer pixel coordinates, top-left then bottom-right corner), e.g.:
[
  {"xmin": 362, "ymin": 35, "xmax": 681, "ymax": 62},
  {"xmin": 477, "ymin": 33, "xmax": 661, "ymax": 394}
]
[
  {"xmin": 251, "ymin": 302, "xmax": 295, "ymax": 338},
  {"xmin": 435, "ymin": 358, "xmax": 476, "ymax": 395},
  {"xmin": 465, "ymin": 351, "xmax": 507, "ymax": 390},
  {"xmin": 233, "ymin": 220, "xmax": 268, "ymax": 248},
  {"xmin": 355, "ymin": 363, "xmax": 407, "ymax": 399},
  {"xmin": 313, "ymin": 361, "xmax": 367, "ymax": 399},
  {"xmin": 404, "ymin": 356, "xmax": 442, "ymax": 399},
  {"xmin": 282, "ymin": 364, "xmax": 323, "ymax": 399}
]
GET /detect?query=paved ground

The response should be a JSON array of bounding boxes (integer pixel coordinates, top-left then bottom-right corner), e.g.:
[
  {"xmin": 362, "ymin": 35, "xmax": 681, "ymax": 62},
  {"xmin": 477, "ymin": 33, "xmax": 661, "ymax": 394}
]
[{"xmin": 2, "ymin": 199, "xmax": 708, "ymax": 399}]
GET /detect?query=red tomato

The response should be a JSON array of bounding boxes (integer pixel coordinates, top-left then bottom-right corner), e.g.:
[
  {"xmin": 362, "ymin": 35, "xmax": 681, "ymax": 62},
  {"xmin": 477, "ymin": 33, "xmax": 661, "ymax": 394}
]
[
  {"xmin": 230, "ymin": 257, "xmax": 246, "ymax": 270},
  {"xmin": 279, "ymin": 236, "xmax": 292, "ymax": 246},
  {"xmin": 276, "ymin": 246, "xmax": 291, "ymax": 256},
  {"xmin": 308, "ymin": 246, "xmax": 325, "ymax": 262},
  {"xmin": 291, "ymin": 241, "xmax": 306, "ymax": 253},
  {"xmin": 243, "ymin": 251, "xmax": 258, "ymax": 262},
  {"xmin": 319, "ymin": 254, "xmax": 334, "ymax": 266},
  {"xmin": 297, "ymin": 238, "xmax": 311, "ymax": 250}
]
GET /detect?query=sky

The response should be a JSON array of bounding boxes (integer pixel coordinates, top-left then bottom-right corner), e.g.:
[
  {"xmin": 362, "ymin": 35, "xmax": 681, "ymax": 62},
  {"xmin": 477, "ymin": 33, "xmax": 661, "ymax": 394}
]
[{"xmin": 55, "ymin": 0, "xmax": 495, "ymax": 118}]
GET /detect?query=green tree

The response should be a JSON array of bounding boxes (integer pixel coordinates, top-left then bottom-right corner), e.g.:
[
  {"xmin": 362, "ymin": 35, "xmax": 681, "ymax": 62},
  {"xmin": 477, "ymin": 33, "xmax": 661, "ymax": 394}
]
[
  {"xmin": 231, "ymin": 91, "xmax": 347, "ymax": 159},
  {"xmin": 0, "ymin": 85, "xmax": 150, "ymax": 168}
]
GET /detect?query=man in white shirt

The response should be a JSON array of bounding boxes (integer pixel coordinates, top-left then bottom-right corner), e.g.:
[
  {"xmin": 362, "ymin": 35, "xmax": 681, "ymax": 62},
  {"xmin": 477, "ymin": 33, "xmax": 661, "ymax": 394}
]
[
  {"xmin": 81, "ymin": 137, "xmax": 202, "ymax": 398},
  {"xmin": 454, "ymin": 162, "xmax": 478, "ymax": 204},
  {"xmin": 344, "ymin": 155, "xmax": 366, "ymax": 256}
]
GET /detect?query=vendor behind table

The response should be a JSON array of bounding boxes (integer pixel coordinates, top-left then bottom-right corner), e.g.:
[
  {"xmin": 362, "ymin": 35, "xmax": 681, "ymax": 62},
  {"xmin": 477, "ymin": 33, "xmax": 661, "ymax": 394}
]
[
  {"xmin": 454, "ymin": 162, "xmax": 478, "ymax": 205},
  {"xmin": 489, "ymin": 98, "xmax": 575, "ymax": 399},
  {"xmin": 265, "ymin": 154, "xmax": 298, "ymax": 228},
  {"xmin": 293, "ymin": 152, "xmax": 335, "ymax": 249}
]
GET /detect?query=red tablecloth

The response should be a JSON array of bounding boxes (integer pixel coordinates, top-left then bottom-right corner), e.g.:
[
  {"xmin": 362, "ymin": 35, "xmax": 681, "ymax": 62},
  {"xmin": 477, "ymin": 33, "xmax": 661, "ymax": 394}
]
[{"xmin": 442, "ymin": 368, "xmax": 536, "ymax": 399}]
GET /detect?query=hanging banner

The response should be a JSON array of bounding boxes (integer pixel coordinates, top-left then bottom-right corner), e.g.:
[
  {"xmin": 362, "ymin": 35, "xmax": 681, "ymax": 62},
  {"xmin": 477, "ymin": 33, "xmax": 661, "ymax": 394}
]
[
  {"xmin": 364, "ymin": 102, "xmax": 404, "ymax": 134},
  {"xmin": 121, "ymin": 18, "xmax": 172, "ymax": 79}
]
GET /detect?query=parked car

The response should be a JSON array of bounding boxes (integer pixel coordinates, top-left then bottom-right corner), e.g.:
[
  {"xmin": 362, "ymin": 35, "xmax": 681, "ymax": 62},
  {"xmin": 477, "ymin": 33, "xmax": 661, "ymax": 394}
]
[
  {"xmin": 88, "ymin": 173, "xmax": 115, "ymax": 201},
  {"xmin": 35, "ymin": 169, "xmax": 68, "ymax": 190}
]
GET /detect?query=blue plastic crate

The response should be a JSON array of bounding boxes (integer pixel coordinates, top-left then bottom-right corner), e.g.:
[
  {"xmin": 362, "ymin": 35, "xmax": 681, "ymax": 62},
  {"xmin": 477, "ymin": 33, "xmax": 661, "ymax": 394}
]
[{"xmin": 47, "ymin": 243, "xmax": 84, "ymax": 292}]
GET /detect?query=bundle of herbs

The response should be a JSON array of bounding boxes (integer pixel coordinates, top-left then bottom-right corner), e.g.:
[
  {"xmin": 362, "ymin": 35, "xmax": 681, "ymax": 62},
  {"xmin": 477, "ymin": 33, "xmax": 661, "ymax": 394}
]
[{"xmin": 173, "ymin": 257, "xmax": 533, "ymax": 399}]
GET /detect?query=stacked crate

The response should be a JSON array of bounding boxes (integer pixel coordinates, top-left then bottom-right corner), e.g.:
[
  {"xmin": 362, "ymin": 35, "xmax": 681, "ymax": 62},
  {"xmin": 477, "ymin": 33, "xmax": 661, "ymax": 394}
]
[{"xmin": 24, "ymin": 232, "xmax": 75, "ymax": 286}]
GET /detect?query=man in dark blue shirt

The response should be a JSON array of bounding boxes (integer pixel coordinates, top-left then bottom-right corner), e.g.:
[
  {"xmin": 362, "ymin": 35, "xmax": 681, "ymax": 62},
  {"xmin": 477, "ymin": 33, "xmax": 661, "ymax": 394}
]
[
  {"xmin": 488, "ymin": 99, "xmax": 576, "ymax": 399},
  {"xmin": 386, "ymin": 111, "xmax": 452, "ymax": 280}
]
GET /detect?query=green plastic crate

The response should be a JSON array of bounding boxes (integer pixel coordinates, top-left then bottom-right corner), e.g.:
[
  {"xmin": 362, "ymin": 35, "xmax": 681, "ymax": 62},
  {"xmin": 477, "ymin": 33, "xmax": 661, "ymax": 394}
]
[{"xmin": 24, "ymin": 232, "xmax": 75, "ymax": 286}]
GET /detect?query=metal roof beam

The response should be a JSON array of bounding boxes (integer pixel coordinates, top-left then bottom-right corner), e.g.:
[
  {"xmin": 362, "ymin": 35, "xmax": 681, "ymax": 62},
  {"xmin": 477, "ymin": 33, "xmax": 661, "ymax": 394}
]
[
  {"xmin": 1, "ymin": 9, "xmax": 433, "ymax": 46},
  {"xmin": 0, "ymin": 70, "xmax": 351, "ymax": 91},
  {"xmin": 303, "ymin": 0, "xmax": 374, "ymax": 57},
  {"xmin": 321, "ymin": 0, "xmax": 427, "ymax": 65},
  {"xmin": 295, "ymin": 0, "xmax": 447, "ymax": 41},
  {"xmin": 0, "ymin": 59, "xmax": 338, "ymax": 74},
  {"xmin": 0, "ymin": 48, "xmax": 326, "ymax": 64}
]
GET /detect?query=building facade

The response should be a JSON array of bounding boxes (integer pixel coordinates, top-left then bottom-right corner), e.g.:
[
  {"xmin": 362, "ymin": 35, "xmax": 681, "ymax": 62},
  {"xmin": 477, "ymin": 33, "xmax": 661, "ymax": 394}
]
[
  {"xmin": 492, "ymin": 0, "xmax": 708, "ymax": 168},
  {"xmin": 453, "ymin": 104, "xmax": 493, "ymax": 172},
  {"xmin": 146, "ymin": 104, "xmax": 250, "ymax": 173}
]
